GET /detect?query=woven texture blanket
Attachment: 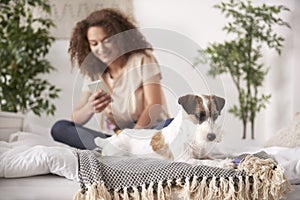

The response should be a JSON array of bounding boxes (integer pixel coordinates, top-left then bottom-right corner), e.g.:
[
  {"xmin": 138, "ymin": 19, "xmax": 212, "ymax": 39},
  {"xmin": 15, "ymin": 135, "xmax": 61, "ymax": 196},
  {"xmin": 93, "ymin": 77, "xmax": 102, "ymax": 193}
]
[{"xmin": 74, "ymin": 150, "xmax": 291, "ymax": 200}]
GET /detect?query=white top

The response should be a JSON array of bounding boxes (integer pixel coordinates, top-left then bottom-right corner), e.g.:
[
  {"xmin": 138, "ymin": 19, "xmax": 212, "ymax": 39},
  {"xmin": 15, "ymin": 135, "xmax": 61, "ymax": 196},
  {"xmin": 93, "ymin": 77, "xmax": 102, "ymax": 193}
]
[{"xmin": 82, "ymin": 50, "xmax": 169, "ymax": 133}]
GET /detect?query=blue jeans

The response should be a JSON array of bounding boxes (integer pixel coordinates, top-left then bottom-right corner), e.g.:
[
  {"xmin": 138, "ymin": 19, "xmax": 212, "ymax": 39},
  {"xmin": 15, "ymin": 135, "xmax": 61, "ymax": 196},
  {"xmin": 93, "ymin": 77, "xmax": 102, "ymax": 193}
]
[
  {"xmin": 51, "ymin": 118, "xmax": 174, "ymax": 150},
  {"xmin": 155, "ymin": 118, "xmax": 174, "ymax": 130}
]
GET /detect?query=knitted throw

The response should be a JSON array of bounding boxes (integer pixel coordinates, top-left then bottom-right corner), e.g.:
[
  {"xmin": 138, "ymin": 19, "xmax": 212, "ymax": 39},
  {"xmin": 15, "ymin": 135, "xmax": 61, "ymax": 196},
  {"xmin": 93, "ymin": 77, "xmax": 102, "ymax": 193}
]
[{"xmin": 74, "ymin": 150, "xmax": 291, "ymax": 200}]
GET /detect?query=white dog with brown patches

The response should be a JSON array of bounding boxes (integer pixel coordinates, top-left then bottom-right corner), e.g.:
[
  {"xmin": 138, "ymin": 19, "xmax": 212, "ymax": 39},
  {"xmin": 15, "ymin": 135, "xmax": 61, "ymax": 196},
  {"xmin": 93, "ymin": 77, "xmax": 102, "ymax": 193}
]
[{"xmin": 95, "ymin": 94, "xmax": 230, "ymax": 166}]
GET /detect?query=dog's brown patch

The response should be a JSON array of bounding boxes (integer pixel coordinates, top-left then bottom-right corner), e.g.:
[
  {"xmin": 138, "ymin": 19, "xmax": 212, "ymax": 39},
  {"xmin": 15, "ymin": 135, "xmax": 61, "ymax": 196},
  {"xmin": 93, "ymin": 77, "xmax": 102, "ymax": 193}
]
[
  {"xmin": 150, "ymin": 131, "xmax": 165, "ymax": 151},
  {"xmin": 178, "ymin": 95, "xmax": 206, "ymax": 115},
  {"xmin": 202, "ymin": 95, "xmax": 214, "ymax": 116},
  {"xmin": 204, "ymin": 95, "xmax": 225, "ymax": 119},
  {"xmin": 115, "ymin": 130, "xmax": 123, "ymax": 135},
  {"xmin": 150, "ymin": 131, "xmax": 174, "ymax": 160},
  {"xmin": 178, "ymin": 94, "xmax": 207, "ymax": 124},
  {"xmin": 179, "ymin": 94, "xmax": 225, "ymax": 122}
]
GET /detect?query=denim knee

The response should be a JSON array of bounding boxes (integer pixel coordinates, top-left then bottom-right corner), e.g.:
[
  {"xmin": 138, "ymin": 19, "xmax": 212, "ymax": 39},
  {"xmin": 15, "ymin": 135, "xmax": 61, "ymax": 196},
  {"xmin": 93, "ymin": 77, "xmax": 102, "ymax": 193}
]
[{"xmin": 51, "ymin": 120, "xmax": 74, "ymax": 139}]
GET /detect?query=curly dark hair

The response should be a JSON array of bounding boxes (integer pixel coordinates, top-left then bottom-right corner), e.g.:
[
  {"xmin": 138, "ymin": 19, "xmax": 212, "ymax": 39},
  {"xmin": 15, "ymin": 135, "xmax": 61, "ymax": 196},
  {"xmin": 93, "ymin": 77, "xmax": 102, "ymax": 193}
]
[{"xmin": 68, "ymin": 8, "xmax": 152, "ymax": 80}]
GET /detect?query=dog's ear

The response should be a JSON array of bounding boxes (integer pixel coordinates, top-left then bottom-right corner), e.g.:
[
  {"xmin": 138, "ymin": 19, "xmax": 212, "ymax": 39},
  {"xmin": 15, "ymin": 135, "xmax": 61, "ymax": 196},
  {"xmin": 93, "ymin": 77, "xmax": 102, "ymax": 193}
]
[
  {"xmin": 212, "ymin": 95, "xmax": 225, "ymax": 115},
  {"xmin": 178, "ymin": 94, "xmax": 203, "ymax": 114}
]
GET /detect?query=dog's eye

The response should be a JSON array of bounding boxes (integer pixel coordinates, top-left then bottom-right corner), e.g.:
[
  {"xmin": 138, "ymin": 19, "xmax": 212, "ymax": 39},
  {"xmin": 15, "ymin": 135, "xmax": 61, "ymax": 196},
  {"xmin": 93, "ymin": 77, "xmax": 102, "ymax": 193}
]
[{"xmin": 195, "ymin": 112, "xmax": 206, "ymax": 122}]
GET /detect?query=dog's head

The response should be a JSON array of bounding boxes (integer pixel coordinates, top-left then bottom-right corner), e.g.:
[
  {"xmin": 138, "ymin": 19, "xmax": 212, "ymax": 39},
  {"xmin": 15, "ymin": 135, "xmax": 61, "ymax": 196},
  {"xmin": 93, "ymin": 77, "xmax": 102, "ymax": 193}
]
[{"xmin": 178, "ymin": 94, "xmax": 225, "ymax": 157}]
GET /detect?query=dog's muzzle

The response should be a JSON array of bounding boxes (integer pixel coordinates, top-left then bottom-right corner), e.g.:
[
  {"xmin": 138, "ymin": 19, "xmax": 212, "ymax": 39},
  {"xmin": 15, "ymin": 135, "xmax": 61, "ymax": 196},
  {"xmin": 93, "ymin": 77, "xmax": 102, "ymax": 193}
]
[{"xmin": 207, "ymin": 133, "xmax": 216, "ymax": 141}]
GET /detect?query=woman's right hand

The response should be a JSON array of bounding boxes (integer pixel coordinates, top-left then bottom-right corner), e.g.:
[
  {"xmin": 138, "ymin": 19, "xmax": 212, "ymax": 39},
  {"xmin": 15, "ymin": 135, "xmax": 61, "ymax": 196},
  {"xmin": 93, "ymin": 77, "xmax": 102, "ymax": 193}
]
[{"xmin": 88, "ymin": 90, "xmax": 112, "ymax": 113}]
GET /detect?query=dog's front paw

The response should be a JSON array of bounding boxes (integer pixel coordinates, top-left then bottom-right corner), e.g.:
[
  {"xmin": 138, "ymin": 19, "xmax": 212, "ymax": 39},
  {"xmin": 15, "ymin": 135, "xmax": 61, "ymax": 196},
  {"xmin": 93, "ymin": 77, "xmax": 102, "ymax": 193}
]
[
  {"xmin": 187, "ymin": 158, "xmax": 236, "ymax": 169},
  {"xmin": 218, "ymin": 158, "xmax": 236, "ymax": 169}
]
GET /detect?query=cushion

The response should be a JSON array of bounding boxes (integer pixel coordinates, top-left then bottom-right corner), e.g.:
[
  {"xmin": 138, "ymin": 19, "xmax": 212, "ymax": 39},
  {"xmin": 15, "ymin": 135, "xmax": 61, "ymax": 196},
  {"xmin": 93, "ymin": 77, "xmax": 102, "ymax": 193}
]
[{"xmin": 265, "ymin": 112, "xmax": 300, "ymax": 148}]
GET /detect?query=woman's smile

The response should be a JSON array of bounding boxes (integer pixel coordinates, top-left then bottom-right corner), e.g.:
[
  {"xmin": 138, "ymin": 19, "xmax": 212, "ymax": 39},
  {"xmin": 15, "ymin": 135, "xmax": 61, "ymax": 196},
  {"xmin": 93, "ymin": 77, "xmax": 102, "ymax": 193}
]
[{"xmin": 87, "ymin": 26, "xmax": 120, "ymax": 65}]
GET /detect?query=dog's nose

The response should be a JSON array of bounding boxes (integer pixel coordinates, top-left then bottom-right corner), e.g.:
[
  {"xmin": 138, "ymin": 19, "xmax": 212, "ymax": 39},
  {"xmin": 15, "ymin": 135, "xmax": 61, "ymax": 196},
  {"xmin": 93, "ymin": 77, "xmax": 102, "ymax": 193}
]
[{"xmin": 207, "ymin": 133, "xmax": 216, "ymax": 141}]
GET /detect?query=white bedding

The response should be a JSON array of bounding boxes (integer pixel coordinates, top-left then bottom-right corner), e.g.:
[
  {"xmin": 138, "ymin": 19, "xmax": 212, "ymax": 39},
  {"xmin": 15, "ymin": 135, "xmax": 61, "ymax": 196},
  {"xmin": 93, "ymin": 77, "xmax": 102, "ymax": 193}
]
[
  {"xmin": 0, "ymin": 131, "xmax": 299, "ymax": 186},
  {"xmin": 0, "ymin": 131, "xmax": 78, "ymax": 181},
  {"xmin": 261, "ymin": 146, "xmax": 300, "ymax": 184},
  {"xmin": 214, "ymin": 144, "xmax": 300, "ymax": 185}
]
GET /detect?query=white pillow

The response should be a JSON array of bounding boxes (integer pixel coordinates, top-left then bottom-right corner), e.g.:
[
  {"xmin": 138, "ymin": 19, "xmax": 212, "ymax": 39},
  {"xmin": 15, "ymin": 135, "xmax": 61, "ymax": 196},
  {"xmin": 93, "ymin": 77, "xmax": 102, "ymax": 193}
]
[
  {"xmin": 265, "ymin": 112, "xmax": 300, "ymax": 148},
  {"xmin": 264, "ymin": 147, "xmax": 300, "ymax": 184},
  {"xmin": 9, "ymin": 131, "xmax": 71, "ymax": 148},
  {"xmin": 0, "ymin": 132, "xmax": 77, "ymax": 181},
  {"xmin": 0, "ymin": 145, "xmax": 78, "ymax": 181}
]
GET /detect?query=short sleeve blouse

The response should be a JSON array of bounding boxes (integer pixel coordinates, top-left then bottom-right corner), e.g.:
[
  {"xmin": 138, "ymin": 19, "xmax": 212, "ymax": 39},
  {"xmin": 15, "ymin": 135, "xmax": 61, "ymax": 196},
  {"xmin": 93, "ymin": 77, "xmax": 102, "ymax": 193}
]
[{"xmin": 82, "ymin": 50, "xmax": 169, "ymax": 133}]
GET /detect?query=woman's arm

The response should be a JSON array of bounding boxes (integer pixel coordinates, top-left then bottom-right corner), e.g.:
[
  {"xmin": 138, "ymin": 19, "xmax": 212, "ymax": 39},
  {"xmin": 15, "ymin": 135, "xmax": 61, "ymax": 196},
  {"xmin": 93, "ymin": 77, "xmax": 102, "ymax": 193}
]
[
  {"xmin": 71, "ymin": 91, "xmax": 94, "ymax": 125},
  {"xmin": 134, "ymin": 82, "xmax": 164, "ymax": 129},
  {"xmin": 71, "ymin": 90, "xmax": 112, "ymax": 125}
]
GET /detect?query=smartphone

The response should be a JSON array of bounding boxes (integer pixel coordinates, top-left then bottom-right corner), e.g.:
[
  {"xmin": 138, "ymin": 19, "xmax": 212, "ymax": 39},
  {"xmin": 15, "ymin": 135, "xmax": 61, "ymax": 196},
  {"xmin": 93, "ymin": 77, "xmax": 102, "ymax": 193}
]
[{"xmin": 87, "ymin": 80, "xmax": 109, "ymax": 94}]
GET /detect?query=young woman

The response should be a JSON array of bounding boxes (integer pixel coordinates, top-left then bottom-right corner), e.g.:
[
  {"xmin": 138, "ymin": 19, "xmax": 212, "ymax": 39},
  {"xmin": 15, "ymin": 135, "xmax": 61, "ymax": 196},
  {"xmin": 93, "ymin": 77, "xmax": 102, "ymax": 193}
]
[{"xmin": 51, "ymin": 8, "xmax": 171, "ymax": 150}]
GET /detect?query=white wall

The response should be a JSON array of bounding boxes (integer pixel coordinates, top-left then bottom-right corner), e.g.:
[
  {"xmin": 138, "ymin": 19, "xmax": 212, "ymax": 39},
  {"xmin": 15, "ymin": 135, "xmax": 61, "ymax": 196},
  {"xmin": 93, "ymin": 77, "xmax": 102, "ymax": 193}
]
[
  {"xmin": 133, "ymin": 0, "xmax": 299, "ymax": 146},
  {"xmin": 26, "ymin": 0, "xmax": 300, "ymax": 148}
]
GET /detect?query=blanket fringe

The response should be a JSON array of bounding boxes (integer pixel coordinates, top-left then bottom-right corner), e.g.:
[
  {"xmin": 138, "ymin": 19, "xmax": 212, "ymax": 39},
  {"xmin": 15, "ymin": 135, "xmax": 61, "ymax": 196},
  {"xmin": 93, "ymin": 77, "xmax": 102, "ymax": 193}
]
[
  {"xmin": 113, "ymin": 189, "xmax": 120, "ymax": 200},
  {"xmin": 141, "ymin": 184, "xmax": 148, "ymax": 200},
  {"xmin": 133, "ymin": 186, "xmax": 140, "ymax": 200},
  {"xmin": 238, "ymin": 155, "xmax": 292, "ymax": 200},
  {"xmin": 74, "ymin": 156, "xmax": 291, "ymax": 200},
  {"xmin": 73, "ymin": 188, "xmax": 87, "ymax": 200}
]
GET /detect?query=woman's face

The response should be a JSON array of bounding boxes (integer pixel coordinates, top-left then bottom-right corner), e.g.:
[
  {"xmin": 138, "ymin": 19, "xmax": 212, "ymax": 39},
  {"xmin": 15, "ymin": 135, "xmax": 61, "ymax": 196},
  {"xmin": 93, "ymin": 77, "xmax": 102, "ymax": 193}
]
[{"xmin": 87, "ymin": 26, "xmax": 120, "ymax": 65}]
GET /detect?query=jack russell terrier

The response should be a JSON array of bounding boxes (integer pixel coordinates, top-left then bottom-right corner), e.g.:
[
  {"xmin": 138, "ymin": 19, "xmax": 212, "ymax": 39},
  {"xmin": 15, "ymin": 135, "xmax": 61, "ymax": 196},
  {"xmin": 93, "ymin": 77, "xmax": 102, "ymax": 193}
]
[{"xmin": 95, "ymin": 94, "xmax": 231, "ymax": 167}]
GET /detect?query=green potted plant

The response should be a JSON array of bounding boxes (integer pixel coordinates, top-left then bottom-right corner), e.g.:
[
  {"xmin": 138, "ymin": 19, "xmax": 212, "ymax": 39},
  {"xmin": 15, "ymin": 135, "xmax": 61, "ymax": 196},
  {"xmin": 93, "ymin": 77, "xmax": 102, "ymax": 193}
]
[
  {"xmin": 197, "ymin": 0, "xmax": 290, "ymax": 139},
  {"xmin": 0, "ymin": 0, "xmax": 60, "ymax": 117}
]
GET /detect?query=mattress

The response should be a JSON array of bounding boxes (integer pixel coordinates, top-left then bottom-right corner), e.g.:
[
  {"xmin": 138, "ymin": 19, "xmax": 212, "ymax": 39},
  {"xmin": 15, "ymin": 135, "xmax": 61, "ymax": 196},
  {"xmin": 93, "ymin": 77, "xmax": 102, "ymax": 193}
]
[
  {"xmin": 0, "ymin": 174, "xmax": 299, "ymax": 200},
  {"xmin": 0, "ymin": 174, "xmax": 79, "ymax": 200}
]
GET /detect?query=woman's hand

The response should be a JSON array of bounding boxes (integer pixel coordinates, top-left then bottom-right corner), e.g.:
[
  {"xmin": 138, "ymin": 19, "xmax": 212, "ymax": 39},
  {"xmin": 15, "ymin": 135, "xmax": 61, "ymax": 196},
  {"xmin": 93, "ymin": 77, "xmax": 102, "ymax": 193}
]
[
  {"xmin": 88, "ymin": 90, "xmax": 112, "ymax": 113},
  {"xmin": 71, "ymin": 90, "xmax": 112, "ymax": 125}
]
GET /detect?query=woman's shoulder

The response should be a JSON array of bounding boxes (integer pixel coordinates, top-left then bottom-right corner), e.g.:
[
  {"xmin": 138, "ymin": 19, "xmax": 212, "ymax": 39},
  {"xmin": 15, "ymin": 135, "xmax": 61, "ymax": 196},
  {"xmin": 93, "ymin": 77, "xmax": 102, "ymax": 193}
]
[{"xmin": 127, "ymin": 50, "xmax": 157, "ymax": 65}]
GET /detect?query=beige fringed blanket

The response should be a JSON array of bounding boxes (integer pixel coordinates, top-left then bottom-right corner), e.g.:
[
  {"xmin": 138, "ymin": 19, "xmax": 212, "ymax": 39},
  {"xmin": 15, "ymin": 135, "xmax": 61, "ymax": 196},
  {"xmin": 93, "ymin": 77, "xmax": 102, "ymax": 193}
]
[{"xmin": 74, "ymin": 150, "xmax": 291, "ymax": 200}]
